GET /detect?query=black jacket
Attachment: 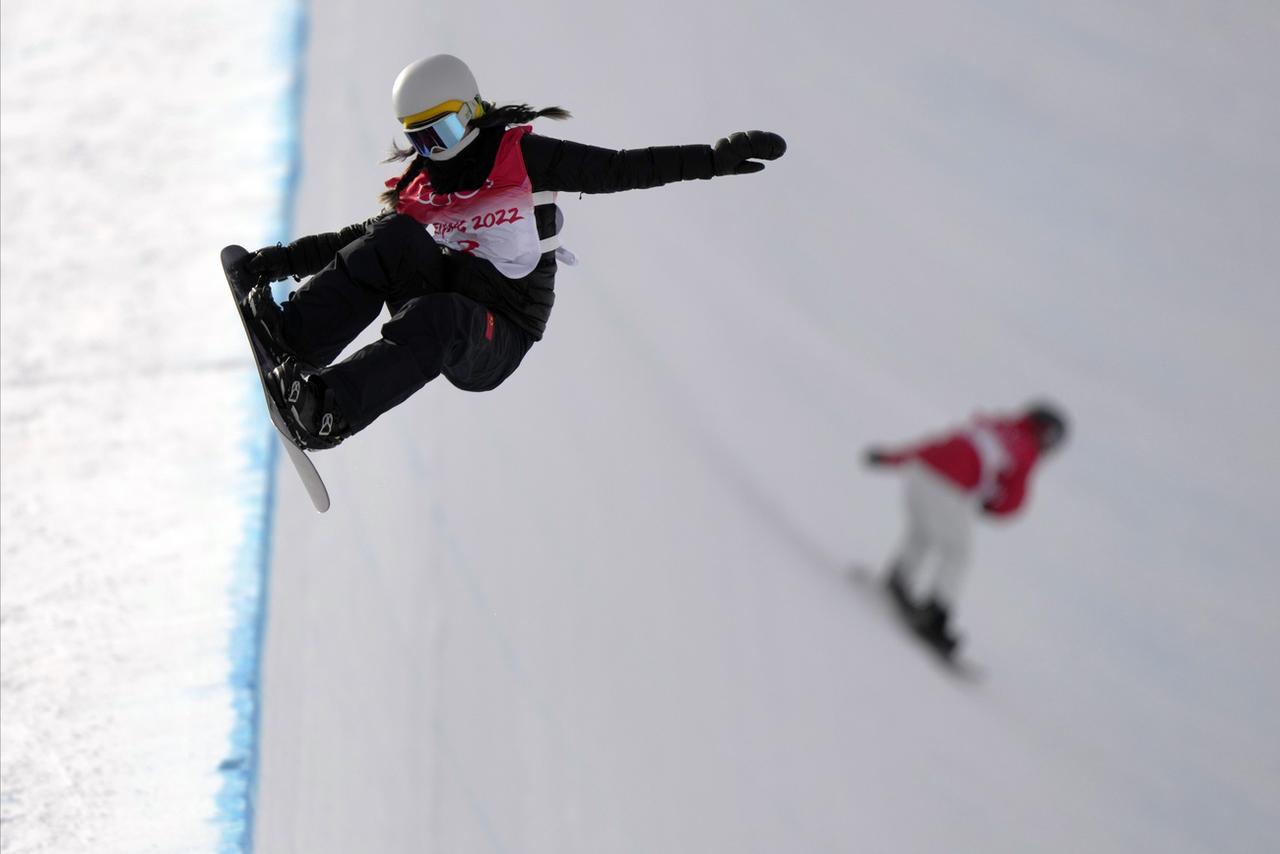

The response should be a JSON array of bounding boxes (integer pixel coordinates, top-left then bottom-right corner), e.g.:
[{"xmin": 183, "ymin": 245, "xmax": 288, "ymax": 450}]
[
  {"xmin": 433, "ymin": 126, "xmax": 717, "ymax": 194},
  {"xmin": 287, "ymin": 125, "xmax": 718, "ymax": 339}
]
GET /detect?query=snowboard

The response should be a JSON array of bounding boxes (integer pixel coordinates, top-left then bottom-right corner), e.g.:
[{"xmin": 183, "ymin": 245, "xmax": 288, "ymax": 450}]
[
  {"xmin": 846, "ymin": 565, "xmax": 981, "ymax": 679},
  {"xmin": 221, "ymin": 245, "xmax": 331, "ymax": 513}
]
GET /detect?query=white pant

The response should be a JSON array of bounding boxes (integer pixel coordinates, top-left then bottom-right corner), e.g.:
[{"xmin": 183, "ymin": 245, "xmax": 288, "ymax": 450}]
[{"xmin": 891, "ymin": 464, "xmax": 976, "ymax": 609}]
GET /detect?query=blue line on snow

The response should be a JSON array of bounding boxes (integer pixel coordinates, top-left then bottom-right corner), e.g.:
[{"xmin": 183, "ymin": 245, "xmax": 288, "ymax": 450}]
[{"xmin": 215, "ymin": 3, "xmax": 309, "ymax": 852}]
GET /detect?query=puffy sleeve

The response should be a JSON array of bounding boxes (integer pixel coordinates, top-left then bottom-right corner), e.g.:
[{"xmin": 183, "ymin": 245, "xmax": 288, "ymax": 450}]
[{"xmin": 521, "ymin": 133, "xmax": 716, "ymax": 194}]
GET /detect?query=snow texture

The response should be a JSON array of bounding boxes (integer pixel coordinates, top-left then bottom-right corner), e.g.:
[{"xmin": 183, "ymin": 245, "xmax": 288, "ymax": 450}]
[
  {"xmin": 2, "ymin": 1, "xmax": 1279, "ymax": 853},
  {"xmin": 252, "ymin": 2, "xmax": 1280, "ymax": 853},
  {"xmin": 1, "ymin": 1, "xmax": 300, "ymax": 851}
]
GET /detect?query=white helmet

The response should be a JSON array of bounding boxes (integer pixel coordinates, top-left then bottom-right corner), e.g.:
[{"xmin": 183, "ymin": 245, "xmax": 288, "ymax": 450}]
[{"xmin": 392, "ymin": 54, "xmax": 482, "ymax": 129}]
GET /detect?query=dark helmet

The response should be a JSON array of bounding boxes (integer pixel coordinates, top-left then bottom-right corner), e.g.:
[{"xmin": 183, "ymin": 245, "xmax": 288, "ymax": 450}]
[{"xmin": 1025, "ymin": 401, "xmax": 1068, "ymax": 452}]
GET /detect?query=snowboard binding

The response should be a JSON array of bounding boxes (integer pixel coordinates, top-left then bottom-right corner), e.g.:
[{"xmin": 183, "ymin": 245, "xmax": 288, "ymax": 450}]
[
  {"xmin": 266, "ymin": 359, "xmax": 350, "ymax": 451},
  {"xmin": 883, "ymin": 570, "xmax": 961, "ymax": 658}
]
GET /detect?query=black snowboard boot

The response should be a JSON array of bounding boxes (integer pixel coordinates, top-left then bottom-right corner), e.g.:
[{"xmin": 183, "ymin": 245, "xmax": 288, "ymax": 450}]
[
  {"xmin": 243, "ymin": 284, "xmax": 296, "ymax": 363},
  {"xmin": 268, "ymin": 358, "xmax": 351, "ymax": 450},
  {"xmin": 912, "ymin": 599, "xmax": 959, "ymax": 655},
  {"xmin": 885, "ymin": 565, "xmax": 914, "ymax": 611}
]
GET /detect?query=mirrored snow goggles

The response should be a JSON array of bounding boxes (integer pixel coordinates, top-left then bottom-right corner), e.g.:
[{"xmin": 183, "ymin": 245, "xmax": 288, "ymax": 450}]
[{"xmin": 403, "ymin": 100, "xmax": 480, "ymax": 156}]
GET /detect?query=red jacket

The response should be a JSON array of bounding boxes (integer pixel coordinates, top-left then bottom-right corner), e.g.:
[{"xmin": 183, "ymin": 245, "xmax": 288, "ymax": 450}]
[{"xmin": 877, "ymin": 415, "xmax": 1043, "ymax": 516}]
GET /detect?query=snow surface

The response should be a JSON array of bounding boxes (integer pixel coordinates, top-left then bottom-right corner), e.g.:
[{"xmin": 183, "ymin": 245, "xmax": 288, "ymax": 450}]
[
  {"xmin": 253, "ymin": 2, "xmax": 1280, "ymax": 853},
  {"xmin": 2, "ymin": 1, "xmax": 1278, "ymax": 853},
  {"xmin": 1, "ymin": 1, "xmax": 299, "ymax": 851}
]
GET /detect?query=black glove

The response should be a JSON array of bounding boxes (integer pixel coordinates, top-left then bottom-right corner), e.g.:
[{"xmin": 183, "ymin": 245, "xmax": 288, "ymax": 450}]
[
  {"xmin": 712, "ymin": 130, "xmax": 787, "ymax": 176},
  {"xmin": 242, "ymin": 244, "xmax": 295, "ymax": 286},
  {"xmin": 244, "ymin": 221, "xmax": 377, "ymax": 285}
]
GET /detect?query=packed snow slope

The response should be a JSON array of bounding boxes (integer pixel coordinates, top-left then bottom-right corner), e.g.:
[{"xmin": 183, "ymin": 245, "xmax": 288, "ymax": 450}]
[
  {"xmin": 2, "ymin": 2, "xmax": 297, "ymax": 851},
  {"xmin": 255, "ymin": 2, "xmax": 1279, "ymax": 852}
]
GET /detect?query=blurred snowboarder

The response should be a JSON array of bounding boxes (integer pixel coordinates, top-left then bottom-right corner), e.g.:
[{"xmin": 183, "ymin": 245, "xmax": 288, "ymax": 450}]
[
  {"xmin": 864, "ymin": 403, "xmax": 1069, "ymax": 654},
  {"xmin": 231, "ymin": 54, "xmax": 786, "ymax": 449}
]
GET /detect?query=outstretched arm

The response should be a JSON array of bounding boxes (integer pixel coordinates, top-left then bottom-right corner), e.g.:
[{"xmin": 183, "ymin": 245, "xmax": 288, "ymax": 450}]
[{"xmin": 522, "ymin": 130, "xmax": 785, "ymax": 194}]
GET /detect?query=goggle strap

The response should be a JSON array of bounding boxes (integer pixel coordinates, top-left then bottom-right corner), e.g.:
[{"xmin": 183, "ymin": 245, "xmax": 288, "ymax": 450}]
[{"xmin": 401, "ymin": 96, "xmax": 482, "ymax": 130}]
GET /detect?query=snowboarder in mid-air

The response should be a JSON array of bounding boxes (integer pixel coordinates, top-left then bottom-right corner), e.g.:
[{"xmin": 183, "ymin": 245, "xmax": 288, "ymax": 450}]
[
  {"xmin": 864, "ymin": 403, "xmax": 1069, "ymax": 655},
  {"xmin": 232, "ymin": 54, "xmax": 786, "ymax": 449}
]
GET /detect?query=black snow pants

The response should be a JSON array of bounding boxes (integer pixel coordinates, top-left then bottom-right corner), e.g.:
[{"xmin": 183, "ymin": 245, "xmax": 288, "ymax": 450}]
[{"xmin": 278, "ymin": 213, "xmax": 533, "ymax": 432}]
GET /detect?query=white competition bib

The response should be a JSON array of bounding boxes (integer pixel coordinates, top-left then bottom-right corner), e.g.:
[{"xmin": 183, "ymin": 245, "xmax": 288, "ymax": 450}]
[{"xmin": 393, "ymin": 125, "xmax": 544, "ymax": 279}]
